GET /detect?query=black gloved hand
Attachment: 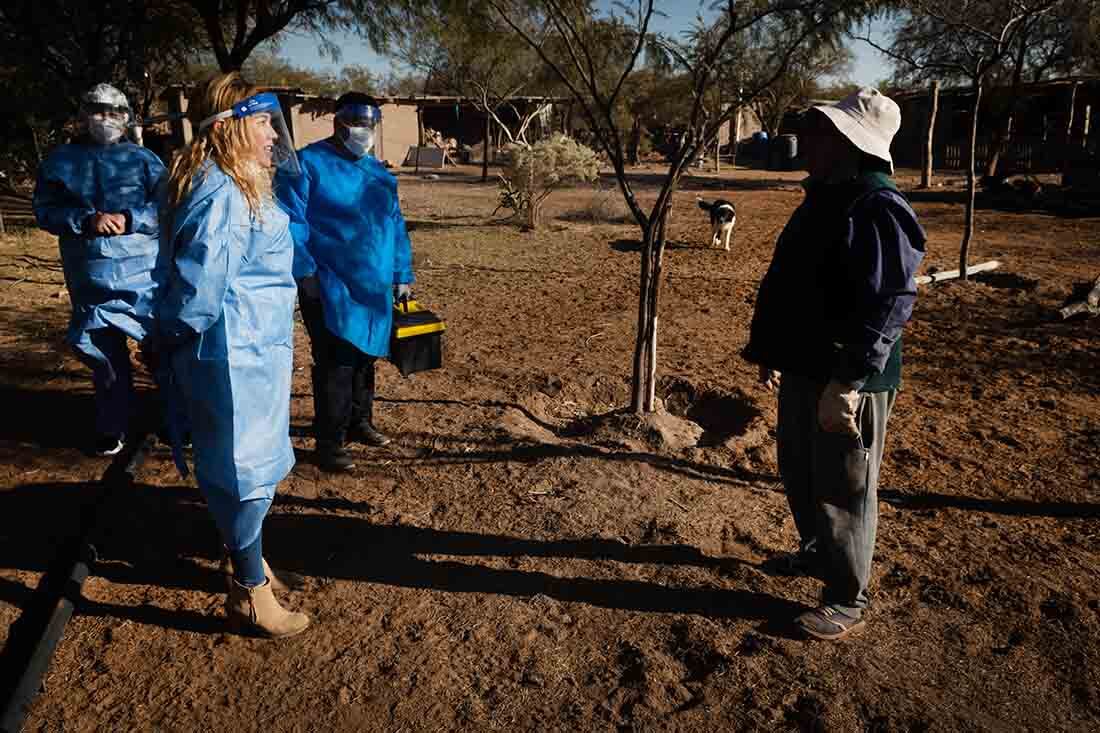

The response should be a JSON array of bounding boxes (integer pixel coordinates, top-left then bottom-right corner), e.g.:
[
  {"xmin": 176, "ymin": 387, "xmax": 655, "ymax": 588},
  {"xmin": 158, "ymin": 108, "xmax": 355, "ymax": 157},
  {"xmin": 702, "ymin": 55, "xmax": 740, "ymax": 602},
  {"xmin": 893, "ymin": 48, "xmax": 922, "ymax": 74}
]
[
  {"xmin": 394, "ymin": 283, "xmax": 412, "ymax": 310},
  {"xmin": 298, "ymin": 274, "xmax": 321, "ymax": 300}
]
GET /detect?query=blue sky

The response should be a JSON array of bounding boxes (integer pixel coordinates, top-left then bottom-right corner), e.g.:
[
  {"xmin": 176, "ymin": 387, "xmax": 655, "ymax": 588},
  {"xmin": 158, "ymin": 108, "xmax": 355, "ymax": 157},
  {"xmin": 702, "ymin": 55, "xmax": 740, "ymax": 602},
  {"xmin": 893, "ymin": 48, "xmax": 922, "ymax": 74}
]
[{"xmin": 277, "ymin": 3, "xmax": 894, "ymax": 86}]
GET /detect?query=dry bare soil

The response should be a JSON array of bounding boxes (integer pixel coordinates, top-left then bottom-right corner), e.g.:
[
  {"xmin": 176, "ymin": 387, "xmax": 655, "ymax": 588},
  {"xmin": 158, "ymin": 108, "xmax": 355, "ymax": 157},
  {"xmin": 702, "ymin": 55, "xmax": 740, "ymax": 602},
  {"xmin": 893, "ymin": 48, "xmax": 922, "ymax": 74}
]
[{"xmin": 1, "ymin": 166, "xmax": 1098, "ymax": 732}]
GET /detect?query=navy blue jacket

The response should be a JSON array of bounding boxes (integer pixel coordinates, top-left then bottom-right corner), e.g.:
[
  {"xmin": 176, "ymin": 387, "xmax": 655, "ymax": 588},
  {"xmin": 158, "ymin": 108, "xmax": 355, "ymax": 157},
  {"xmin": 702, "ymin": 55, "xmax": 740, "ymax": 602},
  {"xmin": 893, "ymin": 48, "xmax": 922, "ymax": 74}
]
[{"xmin": 743, "ymin": 172, "xmax": 926, "ymax": 391}]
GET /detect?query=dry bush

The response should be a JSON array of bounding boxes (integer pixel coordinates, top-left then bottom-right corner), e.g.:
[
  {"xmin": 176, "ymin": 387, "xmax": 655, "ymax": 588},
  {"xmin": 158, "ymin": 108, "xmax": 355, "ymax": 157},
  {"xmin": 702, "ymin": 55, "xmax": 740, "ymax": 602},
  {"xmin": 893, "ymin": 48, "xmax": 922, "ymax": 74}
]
[{"xmin": 501, "ymin": 134, "xmax": 599, "ymax": 230}]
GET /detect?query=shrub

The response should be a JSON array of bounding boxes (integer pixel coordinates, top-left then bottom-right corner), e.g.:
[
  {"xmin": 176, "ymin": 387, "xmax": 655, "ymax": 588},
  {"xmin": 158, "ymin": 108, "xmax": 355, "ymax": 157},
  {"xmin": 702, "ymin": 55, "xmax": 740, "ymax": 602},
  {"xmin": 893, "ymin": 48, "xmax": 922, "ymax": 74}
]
[{"xmin": 501, "ymin": 134, "xmax": 600, "ymax": 230}]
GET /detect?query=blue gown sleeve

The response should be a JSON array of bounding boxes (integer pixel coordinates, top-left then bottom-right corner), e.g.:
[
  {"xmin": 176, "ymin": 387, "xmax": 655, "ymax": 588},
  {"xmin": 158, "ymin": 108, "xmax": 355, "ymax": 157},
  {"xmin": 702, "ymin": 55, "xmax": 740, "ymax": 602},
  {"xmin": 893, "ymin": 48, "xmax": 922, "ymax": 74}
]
[
  {"xmin": 124, "ymin": 152, "xmax": 167, "ymax": 235},
  {"xmin": 391, "ymin": 181, "xmax": 414, "ymax": 285},
  {"xmin": 33, "ymin": 154, "xmax": 96, "ymax": 237},
  {"xmin": 275, "ymin": 164, "xmax": 318, "ymax": 280},
  {"xmin": 159, "ymin": 183, "xmax": 249, "ymax": 340},
  {"xmin": 832, "ymin": 191, "xmax": 926, "ymax": 383}
]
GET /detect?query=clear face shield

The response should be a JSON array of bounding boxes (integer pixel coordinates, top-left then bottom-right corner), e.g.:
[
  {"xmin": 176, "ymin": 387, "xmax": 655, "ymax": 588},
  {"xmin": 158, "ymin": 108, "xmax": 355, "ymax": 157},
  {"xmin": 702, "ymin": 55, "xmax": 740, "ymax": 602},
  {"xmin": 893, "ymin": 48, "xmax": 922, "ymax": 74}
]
[
  {"xmin": 199, "ymin": 92, "xmax": 301, "ymax": 176},
  {"xmin": 335, "ymin": 103, "xmax": 382, "ymax": 158}
]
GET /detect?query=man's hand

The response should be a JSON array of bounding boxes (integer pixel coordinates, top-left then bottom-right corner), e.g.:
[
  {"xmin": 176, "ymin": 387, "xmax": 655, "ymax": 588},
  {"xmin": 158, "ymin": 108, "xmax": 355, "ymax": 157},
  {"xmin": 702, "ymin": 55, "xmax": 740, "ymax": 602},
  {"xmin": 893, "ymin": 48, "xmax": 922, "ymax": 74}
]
[
  {"xmin": 297, "ymin": 275, "xmax": 321, "ymax": 300},
  {"xmin": 818, "ymin": 380, "xmax": 861, "ymax": 438},
  {"xmin": 394, "ymin": 283, "xmax": 412, "ymax": 307},
  {"xmin": 90, "ymin": 212, "xmax": 126, "ymax": 236},
  {"xmin": 758, "ymin": 365, "xmax": 781, "ymax": 392}
]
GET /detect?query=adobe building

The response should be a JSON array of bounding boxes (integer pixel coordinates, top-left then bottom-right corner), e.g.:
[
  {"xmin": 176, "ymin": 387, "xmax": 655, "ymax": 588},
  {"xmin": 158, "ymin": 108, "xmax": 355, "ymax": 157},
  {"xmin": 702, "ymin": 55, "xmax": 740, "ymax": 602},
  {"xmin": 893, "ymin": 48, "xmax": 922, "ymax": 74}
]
[{"xmin": 159, "ymin": 85, "xmax": 567, "ymax": 168}]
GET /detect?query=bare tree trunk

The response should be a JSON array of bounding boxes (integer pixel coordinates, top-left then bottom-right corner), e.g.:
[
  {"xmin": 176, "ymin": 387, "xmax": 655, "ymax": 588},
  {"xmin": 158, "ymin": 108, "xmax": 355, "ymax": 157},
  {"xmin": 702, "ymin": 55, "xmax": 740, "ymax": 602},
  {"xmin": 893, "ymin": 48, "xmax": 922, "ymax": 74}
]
[
  {"xmin": 960, "ymin": 78, "xmax": 983, "ymax": 281},
  {"xmin": 630, "ymin": 221, "xmax": 657, "ymax": 413},
  {"xmin": 526, "ymin": 197, "xmax": 542, "ymax": 230},
  {"xmin": 731, "ymin": 103, "xmax": 743, "ymax": 166},
  {"xmin": 482, "ymin": 109, "xmax": 491, "ymax": 182},
  {"xmin": 987, "ymin": 34, "xmax": 1028, "ymax": 180},
  {"xmin": 642, "ymin": 197, "xmax": 673, "ymax": 412},
  {"xmin": 921, "ymin": 81, "xmax": 940, "ymax": 188},
  {"xmin": 628, "ymin": 117, "xmax": 641, "ymax": 166}
]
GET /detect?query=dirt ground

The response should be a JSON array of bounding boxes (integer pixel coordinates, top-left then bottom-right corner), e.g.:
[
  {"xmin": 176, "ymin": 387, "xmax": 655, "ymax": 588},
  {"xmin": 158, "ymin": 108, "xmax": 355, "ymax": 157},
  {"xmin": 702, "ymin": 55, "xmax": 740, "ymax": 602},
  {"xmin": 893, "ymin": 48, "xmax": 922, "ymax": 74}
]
[{"xmin": 1, "ymin": 164, "xmax": 1098, "ymax": 732}]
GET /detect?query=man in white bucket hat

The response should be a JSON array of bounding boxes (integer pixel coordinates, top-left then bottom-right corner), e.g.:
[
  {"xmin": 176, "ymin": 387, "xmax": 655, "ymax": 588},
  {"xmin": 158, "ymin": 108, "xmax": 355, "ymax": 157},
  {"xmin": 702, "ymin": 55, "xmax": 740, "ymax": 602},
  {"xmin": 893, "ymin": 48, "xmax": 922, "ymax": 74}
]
[{"xmin": 743, "ymin": 88, "xmax": 927, "ymax": 640}]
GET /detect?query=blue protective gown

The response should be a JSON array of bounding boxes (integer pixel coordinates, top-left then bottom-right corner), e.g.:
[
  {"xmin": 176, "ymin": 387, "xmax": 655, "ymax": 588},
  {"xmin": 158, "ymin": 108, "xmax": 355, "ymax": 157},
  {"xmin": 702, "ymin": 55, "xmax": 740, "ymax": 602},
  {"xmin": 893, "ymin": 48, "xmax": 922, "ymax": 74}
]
[
  {"xmin": 156, "ymin": 163, "xmax": 296, "ymax": 549},
  {"xmin": 33, "ymin": 140, "xmax": 166, "ymax": 373},
  {"xmin": 275, "ymin": 140, "xmax": 414, "ymax": 357}
]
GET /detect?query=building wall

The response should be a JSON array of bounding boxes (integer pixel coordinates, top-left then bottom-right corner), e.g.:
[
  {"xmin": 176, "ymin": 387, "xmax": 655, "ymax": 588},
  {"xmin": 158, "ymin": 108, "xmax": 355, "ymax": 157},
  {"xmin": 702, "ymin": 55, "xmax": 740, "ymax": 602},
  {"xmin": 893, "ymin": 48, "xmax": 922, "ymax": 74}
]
[
  {"xmin": 291, "ymin": 98, "xmax": 336, "ymax": 149},
  {"xmin": 377, "ymin": 103, "xmax": 420, "ymax": 166},
  {"xmin": 287, "ymin": 99, "xmax": 423, "ymax": 166}
]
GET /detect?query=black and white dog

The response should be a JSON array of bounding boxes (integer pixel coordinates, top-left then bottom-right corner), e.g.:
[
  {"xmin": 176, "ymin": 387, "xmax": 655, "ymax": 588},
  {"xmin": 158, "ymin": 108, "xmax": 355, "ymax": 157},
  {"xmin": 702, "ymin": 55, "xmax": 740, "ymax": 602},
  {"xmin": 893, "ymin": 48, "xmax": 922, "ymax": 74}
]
[{"xmin": 697, "ymin": 198, "xmax": 736, "ymax": 251}]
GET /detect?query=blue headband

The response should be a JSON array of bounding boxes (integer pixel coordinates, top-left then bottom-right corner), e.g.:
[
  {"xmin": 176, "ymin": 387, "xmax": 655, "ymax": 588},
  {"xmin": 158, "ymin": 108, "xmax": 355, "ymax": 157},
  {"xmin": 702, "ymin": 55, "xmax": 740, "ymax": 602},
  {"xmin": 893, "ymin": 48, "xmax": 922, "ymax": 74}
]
[{"xmin": 199, "ymin": 92, "xmax": 282, "ymax": 130}]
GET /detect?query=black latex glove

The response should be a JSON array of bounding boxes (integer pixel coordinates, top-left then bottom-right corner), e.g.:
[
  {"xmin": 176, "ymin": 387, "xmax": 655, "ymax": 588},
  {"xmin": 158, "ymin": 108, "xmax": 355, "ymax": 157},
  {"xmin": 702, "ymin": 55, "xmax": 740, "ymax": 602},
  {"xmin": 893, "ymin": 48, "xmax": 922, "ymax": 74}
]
[{"xmin": 298, "ymin": 274, "xmax": 321, "ymax": 300}]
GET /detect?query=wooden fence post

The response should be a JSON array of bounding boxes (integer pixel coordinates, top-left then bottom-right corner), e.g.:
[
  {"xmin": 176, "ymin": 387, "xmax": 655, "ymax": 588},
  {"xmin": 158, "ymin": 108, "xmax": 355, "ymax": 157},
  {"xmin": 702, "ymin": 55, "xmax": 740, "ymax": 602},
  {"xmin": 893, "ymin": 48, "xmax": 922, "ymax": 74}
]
[{"xmin": 1062, "ymin": 82, "xmax": 1079, "ymax": 185}]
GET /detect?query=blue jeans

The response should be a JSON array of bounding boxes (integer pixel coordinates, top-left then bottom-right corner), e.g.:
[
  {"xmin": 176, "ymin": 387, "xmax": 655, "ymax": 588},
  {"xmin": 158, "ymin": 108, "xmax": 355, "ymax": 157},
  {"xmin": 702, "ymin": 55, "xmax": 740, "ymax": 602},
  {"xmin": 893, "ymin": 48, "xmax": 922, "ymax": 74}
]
[
  {"xmin": 78, "ymin": 327, "xmax": 134, "ymax": 437},
  {"xmin": 198, "ymin": 482, "xmax": 273, "ymax": 587}
]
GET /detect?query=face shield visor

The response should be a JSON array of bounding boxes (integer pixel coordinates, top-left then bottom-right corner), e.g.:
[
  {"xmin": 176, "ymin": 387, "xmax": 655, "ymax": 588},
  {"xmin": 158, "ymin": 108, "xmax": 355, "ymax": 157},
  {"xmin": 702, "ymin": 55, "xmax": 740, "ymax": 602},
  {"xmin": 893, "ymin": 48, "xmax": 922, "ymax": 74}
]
[
  {"xmin": 335, "ymin": 103, "xmax": 382, "ymax": 158},
  {"xmin": 81, "ymin": 84, "xmax": 132, "ymax": 145},
  {"xmin": 199, "ymin": 92, "xmax": 301, "ymax": 176}
]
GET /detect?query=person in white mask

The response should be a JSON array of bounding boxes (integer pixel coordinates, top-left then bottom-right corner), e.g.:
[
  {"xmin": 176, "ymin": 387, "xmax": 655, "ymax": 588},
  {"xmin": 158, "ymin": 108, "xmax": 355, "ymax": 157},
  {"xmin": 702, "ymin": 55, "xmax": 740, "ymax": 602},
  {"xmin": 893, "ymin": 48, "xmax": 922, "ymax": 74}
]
[
  {"xmin": 33, "ymin": 83, "xmax": 166, "ymax": 456},
  {"xmin": 276, "ymin": 92, "xmax": 415, "ymax": 472}
]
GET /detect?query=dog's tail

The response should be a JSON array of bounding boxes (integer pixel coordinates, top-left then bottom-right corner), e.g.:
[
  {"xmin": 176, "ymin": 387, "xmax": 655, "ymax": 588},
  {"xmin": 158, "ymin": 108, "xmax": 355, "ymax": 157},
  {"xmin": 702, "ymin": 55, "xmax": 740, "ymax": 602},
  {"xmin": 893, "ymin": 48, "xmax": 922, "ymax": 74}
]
[{"xmin": 697, "ymin": 197, "xmax": 712, "ymax": 212}]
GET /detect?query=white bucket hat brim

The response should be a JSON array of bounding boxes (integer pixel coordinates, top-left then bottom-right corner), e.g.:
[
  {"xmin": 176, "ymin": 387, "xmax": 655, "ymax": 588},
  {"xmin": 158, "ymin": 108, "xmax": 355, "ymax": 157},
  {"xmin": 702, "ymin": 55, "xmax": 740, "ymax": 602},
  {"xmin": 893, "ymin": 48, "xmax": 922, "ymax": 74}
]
[{"xmin": 813, "ymin": 88, "xmax": 901, "ymax": 173}]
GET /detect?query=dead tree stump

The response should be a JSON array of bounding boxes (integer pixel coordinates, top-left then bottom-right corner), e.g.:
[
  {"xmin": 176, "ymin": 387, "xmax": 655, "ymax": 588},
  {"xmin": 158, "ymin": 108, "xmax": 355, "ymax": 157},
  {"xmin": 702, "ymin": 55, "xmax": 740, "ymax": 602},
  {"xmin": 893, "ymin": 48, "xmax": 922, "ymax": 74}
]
[{"xmin": 1059, "ymin": 275, "xmax": 1100, "ymax": 320}]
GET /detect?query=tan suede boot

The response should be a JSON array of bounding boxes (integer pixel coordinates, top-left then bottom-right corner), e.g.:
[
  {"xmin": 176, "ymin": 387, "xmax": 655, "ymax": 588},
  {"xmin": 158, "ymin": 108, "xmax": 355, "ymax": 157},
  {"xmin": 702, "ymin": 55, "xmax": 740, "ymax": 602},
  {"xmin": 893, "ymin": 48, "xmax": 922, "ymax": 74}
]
[
  {"xmin": 220, "ymin": 550, "xmax": 292, "ymax": 593},
  {"xmin": 226, "ymin": 579, "xmax": 310, "ymax": 638}
]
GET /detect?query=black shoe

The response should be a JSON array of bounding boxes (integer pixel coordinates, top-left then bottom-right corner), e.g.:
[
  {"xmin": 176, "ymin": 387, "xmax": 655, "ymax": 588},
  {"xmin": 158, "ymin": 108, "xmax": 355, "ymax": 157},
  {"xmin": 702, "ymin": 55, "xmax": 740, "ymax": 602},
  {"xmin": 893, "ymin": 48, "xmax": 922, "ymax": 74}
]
[
  {"xmin": 316, "ymin": 442, "xmax": 355, "ymax": 472},
  {"xmin": 94, "ymin": 433, "xmax": 125, "ymax": 457},
  {"xmin": 347, "ymin": 423, "xmax": 391, "ymax": 447}
]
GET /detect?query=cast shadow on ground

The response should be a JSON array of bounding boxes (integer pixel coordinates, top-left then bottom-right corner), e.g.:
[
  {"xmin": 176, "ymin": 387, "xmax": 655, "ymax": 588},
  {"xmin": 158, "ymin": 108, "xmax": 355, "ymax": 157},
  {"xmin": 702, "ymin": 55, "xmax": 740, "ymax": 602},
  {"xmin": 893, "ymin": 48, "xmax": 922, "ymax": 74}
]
[
  {"xmin": 0, "ymin": 481, "xmax": 799, "ymax": 641},
  {"xmin": 0, "ymin": 385, "xmax": 161, "ymax": 452},
  {"xmin": 405, "ymin": 217, "xmax": 513, "ymax": 232},
  {"xmin": 904, "ymin": 187, "xmax": 1100, "ymax": 219},
  {"xmin": 879, "ymin": 488, "xmax": 1100, "ymax": 519},
  {"xmin": 609, "ymin": 238, "xmax": 712, "ymax": 253},
  {"xmin": 610, "ymin": 172, "xmax": 803, "ymax": 193}
]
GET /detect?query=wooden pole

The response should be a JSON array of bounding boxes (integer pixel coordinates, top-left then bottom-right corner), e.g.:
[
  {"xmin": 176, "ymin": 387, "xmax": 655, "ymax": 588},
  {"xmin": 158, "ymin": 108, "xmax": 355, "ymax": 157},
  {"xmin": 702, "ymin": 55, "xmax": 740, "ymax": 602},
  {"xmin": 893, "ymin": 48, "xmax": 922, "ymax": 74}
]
[
  {"xmin": 415, "ymin": 104, "xmax": 423, "ymax": 173},
  {"xmin": 915, "ymin": 260, "xmax": 1000, "ymax": 285},
  {"xmin": 1062, "ymin": 82, "xmax": 1079, "ymax": 185},
  {"xmin": 921, "ymin": 81, "xmax": 940, "ymax": 188},
  {"xmin": 481, "ymin": 108, "xmax": 491, "ymax": 182}
]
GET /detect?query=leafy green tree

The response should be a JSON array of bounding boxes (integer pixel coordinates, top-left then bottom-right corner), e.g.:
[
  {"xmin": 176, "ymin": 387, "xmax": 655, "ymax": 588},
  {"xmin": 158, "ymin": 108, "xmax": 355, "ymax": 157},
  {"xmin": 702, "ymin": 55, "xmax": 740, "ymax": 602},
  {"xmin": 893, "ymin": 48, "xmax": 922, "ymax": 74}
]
[{"xmin": 181, "ymin": 0, "xmax": 413, "ymax": 72}]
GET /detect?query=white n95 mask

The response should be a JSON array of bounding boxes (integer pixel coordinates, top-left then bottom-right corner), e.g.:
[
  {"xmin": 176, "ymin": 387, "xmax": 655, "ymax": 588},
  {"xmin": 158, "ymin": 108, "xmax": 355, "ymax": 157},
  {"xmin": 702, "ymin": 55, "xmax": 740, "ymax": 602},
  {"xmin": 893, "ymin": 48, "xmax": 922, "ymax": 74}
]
[
  {"xmin": 341, "ymin": 126, "xmax": 375, "ymax": 158},
  {"xmin": 88, "ymin": 117, "xmax": 126, "ymax": 145}
]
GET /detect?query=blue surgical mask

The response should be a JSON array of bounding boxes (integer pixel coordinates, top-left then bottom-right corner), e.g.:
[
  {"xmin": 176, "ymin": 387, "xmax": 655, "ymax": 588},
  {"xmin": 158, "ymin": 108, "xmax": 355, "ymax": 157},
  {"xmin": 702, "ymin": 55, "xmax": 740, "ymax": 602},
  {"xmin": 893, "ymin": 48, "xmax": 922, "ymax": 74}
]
[{"xmin": 340, "ymin": 125, "xmax": 375, "ymax": 158}]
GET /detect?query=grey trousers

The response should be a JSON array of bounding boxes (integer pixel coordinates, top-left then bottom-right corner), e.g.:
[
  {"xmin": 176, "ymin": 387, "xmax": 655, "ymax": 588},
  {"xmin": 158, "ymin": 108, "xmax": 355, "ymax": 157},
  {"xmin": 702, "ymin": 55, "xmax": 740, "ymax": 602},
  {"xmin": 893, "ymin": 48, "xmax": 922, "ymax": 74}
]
[{"xmin": 777, "ymin": 374, "xmax": 896, "ymax": 617}]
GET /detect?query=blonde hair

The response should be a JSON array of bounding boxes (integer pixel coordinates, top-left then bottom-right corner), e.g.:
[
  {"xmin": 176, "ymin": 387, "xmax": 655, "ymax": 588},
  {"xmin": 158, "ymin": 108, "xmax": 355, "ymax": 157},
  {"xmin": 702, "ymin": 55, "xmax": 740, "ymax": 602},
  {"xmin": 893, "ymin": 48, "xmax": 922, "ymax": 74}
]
[{"xmin": 167, "ymin": 72, "xmax": 271, "ymax": 215}]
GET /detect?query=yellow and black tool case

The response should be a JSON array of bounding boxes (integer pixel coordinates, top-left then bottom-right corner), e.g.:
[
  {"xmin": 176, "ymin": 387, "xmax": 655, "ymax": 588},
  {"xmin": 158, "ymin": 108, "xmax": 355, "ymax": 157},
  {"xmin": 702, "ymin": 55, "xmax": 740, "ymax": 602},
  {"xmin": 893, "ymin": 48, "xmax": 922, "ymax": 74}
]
[{"xmin": 390, "ymin": 301, "xmax": 445, "ymax": 376}]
